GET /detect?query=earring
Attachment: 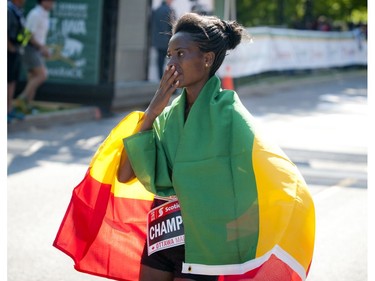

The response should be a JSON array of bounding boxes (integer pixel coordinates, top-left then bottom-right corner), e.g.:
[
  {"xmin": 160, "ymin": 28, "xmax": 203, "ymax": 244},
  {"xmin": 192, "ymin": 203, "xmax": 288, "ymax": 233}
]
[{"xmin": 205, "ymin": 63, "xmax": 209, "ymax": 67}]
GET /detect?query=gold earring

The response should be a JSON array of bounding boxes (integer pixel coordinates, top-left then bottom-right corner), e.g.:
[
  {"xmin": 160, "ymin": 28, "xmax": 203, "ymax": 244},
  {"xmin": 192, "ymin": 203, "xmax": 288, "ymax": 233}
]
[{"xmin": 205, "ymin": 63, "xmax": 209, "ymax": 67}]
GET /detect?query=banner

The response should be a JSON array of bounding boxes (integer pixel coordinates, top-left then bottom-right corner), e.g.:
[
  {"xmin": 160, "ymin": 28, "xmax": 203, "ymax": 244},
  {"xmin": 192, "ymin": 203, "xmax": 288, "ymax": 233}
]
[
  {"xmin": 21, "ymin": 0, "xmax": 105, "ymax": 84},
  {"xmin": 46, "ymin": 0, "xmax": 103, "ymax": 84},
  {"xmin": 219, "ymin": 27, "xmax": 367, "ymax": 78}
]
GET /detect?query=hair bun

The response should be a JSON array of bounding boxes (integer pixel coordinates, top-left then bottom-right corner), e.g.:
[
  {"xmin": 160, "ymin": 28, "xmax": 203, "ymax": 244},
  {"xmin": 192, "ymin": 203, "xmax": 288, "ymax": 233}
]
[{"xmin": 221, "ymin": 20, "xmax": 243, "ymax": 50}]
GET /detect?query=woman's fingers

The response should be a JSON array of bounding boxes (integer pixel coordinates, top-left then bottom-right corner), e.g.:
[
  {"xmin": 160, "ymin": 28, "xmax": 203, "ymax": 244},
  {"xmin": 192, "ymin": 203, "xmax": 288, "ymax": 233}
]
[
  {"xmin": 166, "ymin": 70, "xmax": 179, "ymax": 91},
  {"xmin": 158, "ymin": 67, "xmax": 179, "ymax": 98},
  {"xmin": 161, "ymin": 65, "xmax": 179, "ymax": 89},
  {"xmin": 146, "ymin": 65, "xmax": 180, "ymax": 118}
]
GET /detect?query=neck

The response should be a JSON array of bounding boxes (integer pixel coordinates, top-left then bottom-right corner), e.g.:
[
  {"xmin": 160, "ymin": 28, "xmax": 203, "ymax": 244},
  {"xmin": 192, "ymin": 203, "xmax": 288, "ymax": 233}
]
[
  {"xmin": 185, "ymin": 77, "xmax": 209, "ymax": 106},
  {"xmin": 184, "ymin": 99, "xmax": 193, "ymax": 120}
]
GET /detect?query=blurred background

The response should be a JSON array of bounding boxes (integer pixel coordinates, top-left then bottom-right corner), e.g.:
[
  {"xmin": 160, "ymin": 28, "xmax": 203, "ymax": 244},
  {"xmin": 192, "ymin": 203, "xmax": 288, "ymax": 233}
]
[{"xmin": 13, "ymin": 0, "xmax": 367, "ymax": 115}]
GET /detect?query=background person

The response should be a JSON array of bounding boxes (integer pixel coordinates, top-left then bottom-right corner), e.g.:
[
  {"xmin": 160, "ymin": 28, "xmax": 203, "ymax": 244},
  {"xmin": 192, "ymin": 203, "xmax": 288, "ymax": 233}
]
[
  {"xmin": 17, "ymin": 0, "xmax": 54, "ymax": 114},
  {"xmin": 151, "ymin": 0, "xmax": 176, "ymax": 80},
  {"xmin": 7, "ymin": 0, "xmax": 27, "ymax": 123}
]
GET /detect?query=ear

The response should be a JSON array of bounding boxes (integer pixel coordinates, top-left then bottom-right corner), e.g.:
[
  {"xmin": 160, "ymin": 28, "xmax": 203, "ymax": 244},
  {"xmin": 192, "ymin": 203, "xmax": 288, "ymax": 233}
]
[{"xmin": 204, "ymin": 52, "xmax": 215, "ymax": 68}]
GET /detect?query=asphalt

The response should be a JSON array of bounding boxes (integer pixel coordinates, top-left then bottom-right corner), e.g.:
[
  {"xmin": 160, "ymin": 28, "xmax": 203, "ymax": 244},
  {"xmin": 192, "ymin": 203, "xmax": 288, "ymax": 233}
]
[{"xmin": 7, "ymin": 67, "xmax": 367, "ymax": 134}]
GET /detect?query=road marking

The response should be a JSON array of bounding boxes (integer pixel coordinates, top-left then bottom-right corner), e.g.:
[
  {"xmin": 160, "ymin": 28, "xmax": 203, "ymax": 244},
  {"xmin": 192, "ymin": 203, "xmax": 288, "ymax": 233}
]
[
  {"xmin": 313, "ymin": 178, "xmax": 359, "ymax": 201},
  {"xmin": 21, "ymin": 141, "xmax": 44, "ymax": 157}
]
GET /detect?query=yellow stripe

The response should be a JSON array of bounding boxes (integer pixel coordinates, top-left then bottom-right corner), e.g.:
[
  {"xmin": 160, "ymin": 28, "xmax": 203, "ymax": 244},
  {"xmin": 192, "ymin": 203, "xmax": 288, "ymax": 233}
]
[
  {"xmin": 111, "ymin": 178, "xmax": 154, "ymax": 200},
  {"xmin": 89, "ymin": 111, "xmax": 153, "ymax": 200},
  {"xmin": 253, "ymin": 135, "xmax": 315, "ymax": 272},
  {"xmin": 89, "ymin": 111, "xmax": 143, "ymax": 183}
]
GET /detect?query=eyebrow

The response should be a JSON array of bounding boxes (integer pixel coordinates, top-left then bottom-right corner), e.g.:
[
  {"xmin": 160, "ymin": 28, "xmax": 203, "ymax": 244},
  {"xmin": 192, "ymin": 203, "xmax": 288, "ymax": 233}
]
[{"xmin": 169, "ymin": 47, "xmax": 189, "ymax": 52}]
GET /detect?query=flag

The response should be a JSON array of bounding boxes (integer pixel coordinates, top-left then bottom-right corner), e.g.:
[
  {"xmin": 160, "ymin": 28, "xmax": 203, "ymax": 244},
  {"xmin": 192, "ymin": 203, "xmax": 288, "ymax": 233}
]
[
  {"xmin": 53, "ymin": 112, "xmax": 154, "ymax": 280},
  {"xmin": 54, "ymin": 98, "xmax": 315, "ymax": 280},
  {"xmin": 215, "ymin": 133, "xmax": 315, "ymax": 281}
]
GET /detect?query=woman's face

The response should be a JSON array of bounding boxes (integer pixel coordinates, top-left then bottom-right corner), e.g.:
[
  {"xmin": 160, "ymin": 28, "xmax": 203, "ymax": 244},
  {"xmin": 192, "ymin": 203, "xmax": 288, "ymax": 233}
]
[
  {"xmin": 41, "ymin": 0, "xmax": 55, "ymax": 11},
  {"xmin": 166, "ymin": 32, "xmax": 209, "ymax": 89}
]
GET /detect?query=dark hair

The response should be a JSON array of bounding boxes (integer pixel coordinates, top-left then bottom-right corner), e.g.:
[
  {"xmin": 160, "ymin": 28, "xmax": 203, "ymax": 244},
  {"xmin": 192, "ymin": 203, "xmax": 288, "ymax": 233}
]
[{"xmin": 172, "ymin": 13, "xmax": 248, "ymax": 76}]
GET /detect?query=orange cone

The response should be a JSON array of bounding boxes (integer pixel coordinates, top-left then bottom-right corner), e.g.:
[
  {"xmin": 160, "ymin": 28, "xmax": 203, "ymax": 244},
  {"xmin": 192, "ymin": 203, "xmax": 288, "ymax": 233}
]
[{"xmin": 221, "ymin": 66, "xmax": 234, "ymax": 90}]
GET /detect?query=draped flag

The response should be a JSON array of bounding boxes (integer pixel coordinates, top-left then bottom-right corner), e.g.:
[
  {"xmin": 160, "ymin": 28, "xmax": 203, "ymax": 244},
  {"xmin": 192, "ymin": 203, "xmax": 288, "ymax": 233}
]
[
  {"xmin": 216, "ymin": 130, "xmax": 315, "ymax": 281},
  {"xmin": 54, "ymin": 109, "xmax": 315, "ymax": 280},
  {"xmin": 122, "ymin": 76, "xmax": 315, "ymax": 280},
  {"xmin": 53, "ymin": 112, "xmax": 154, "ymax": 280}
]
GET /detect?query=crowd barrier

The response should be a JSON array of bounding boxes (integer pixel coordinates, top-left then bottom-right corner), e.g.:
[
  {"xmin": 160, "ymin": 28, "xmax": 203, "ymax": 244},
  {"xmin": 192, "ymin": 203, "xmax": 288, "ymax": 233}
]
[{"xmin": 218, "ymin": 26, "xmax": 367, "ymax": 78}]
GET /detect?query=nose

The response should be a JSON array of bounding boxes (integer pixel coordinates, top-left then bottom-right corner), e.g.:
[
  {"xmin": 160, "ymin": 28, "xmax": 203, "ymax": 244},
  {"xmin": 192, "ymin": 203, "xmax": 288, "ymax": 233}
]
[{"xmin": 166, "ymin": 56, "xmax": 176, "ymax": 69}]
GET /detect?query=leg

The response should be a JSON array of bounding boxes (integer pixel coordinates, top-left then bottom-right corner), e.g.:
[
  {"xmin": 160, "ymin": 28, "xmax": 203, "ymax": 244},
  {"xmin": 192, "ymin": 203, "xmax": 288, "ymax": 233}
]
[
  {"xmin": 8, "ymin": 81, "xmax": 16, "ymax": 113},
  {"xmin": 7, "ymin": 81, "xmax": 25, "ymax": 121},
  {"xmin": 139, "ymin": 264, "xmax": 174, "ymax": 281},
  {"xmin": 7, "ymin": 51, "xmax": 21, "ymax": 114},
  {"xmin": 21, "ymin": 65, "xmax": 48, "ymax": 103}
]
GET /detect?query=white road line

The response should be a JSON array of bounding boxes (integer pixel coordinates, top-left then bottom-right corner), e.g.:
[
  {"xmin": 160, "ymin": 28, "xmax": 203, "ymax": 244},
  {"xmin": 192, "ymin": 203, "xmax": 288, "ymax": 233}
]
[
  {"xmin": 21, "ymin": 141, "xmax": 44, "ymax": 157},
  {"xmin": 312, "ymin": 178, "xmax": 360, "ymax": 201}
]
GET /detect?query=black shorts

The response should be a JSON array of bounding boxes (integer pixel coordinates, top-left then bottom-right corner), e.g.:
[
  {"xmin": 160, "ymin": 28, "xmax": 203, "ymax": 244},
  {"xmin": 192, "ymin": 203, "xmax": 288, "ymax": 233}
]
[
  {"xmin": 7, "ymin": 51, "xmax": 21, "ymax": 83},
  {"xmin": 141, "ymin": 244, "xmax": 218, "ymax": 281},
  {"xmin": 141, "ymin": 199, "xmax": 218, "ymax": 281}
]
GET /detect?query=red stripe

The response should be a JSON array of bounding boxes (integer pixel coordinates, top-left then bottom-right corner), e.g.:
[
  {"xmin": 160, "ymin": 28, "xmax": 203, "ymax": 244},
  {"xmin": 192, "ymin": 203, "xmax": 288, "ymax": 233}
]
[{"xmin": 53, "ymin": 168, "xmax": 153, "ymax": 281}]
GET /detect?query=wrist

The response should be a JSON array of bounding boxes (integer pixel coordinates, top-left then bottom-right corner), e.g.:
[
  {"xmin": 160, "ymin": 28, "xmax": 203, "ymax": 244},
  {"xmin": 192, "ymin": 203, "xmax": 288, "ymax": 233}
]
[
  {"xmin": 144, "ymin": 109, "xmax": 158, "ymax": 121},
  {"xmin": 139, "ymin": 110, "xmax": 157, "ymax": 131}
]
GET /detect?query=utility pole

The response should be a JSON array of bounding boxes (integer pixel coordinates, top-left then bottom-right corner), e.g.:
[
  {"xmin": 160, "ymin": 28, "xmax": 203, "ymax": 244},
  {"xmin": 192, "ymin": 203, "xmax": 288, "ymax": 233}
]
[
  {"xmin": 277, "ymin": 0, "xmax": 284, "ymax": 26},
  {"xmin": 304, "ymin": 0, "xmax": 313, "ymax": 29},
  {"xmin": 214, "ymin": 0, "xmax": 236, "ymax": 20},
  {"xmin": 224, "ymin": 0, "xmax": 236, "ymax": 20}
]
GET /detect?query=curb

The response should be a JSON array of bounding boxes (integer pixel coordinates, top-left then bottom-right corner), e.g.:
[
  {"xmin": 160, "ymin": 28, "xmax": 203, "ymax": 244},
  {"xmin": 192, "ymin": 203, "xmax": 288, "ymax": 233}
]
[
  {"xmin": 7, "ymin": 69, "xmax": 366, "ymax": 134},
  {"xmin": 7, "ymin": 106, "xmax": 101, "ymax": 134},
  {"xmin": 236, "ymin": 68, "xmax": 367, "ymax": 97}
]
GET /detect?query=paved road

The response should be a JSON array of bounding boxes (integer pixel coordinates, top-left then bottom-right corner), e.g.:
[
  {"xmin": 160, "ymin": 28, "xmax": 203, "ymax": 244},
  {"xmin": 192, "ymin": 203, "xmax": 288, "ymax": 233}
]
[{"xmin": 7, "ymin": 70, "xmax": 368, "ymax": 280}]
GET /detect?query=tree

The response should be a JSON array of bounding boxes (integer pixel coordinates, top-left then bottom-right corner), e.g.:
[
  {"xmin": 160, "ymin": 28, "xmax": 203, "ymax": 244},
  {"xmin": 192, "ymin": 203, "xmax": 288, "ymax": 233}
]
[{"xmin": 236, "ymin": 0, "xmax": 367, "ymax": 29}]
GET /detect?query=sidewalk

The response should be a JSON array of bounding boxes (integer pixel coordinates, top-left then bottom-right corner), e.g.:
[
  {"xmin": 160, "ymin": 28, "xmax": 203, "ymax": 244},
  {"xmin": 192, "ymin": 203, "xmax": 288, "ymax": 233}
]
[
  {"xmin": 7, "ymin": 102, "xmax": 101, "ymax": 133},
  {"xmin": 7, "ymin": 67, "xmax": 366, "ymax": 134}
]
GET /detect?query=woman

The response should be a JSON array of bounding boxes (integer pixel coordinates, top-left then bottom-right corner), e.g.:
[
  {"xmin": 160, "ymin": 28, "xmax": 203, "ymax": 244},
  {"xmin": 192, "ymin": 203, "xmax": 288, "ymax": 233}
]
[
  {"xmin": 118, "ymin": 13, "xmax": 314, "ymax": 281},
  {"xmin": 119, "ymin": 12, "xmax": 245, "ymax": 281}
]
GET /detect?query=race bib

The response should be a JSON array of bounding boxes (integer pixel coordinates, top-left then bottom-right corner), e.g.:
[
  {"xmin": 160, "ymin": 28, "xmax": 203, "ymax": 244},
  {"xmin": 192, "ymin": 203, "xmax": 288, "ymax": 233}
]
[{"xmin": 147, "ymin": 199, "xmax": 185, "ymax": 255}]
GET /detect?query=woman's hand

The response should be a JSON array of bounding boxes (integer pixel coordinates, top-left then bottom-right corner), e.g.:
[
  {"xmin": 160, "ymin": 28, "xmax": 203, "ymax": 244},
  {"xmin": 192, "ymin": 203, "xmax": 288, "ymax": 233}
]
[
  {"xmin": 146, "ymin": 65, "xmax": 180, "ymax": 120},
  {"xmin": 117, "ymin": 65, "xmax": 180, "ymax": 183},
  {"xmin": 39, "ymin": 45, "xmax": 51, "ymax": 58},
  {"xmin": 138, "ymin": 65, "xmax": 179, "ymax": 132}
]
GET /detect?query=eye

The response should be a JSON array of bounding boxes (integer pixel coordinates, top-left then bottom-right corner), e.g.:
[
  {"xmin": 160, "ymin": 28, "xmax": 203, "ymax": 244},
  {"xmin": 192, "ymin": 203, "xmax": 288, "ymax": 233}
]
[
  {"xmin": 177, "ymin": 51, "xmax": 184, "ymax": 57},
  {"xmin": 166, "ymin": 53, "xmax": 171, "ymax": 59}
]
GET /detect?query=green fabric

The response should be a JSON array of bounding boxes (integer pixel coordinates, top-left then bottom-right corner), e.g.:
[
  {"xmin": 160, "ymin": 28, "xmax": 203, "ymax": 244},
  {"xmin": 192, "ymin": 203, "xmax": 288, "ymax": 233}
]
[{"xmin": 124, "ymin": 75, "xmax": 259, "ymax": 265}]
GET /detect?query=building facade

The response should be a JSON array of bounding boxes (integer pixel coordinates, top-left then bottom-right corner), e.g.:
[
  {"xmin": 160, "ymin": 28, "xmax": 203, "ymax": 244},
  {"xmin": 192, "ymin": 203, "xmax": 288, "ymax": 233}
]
[{"xmin": 18, "ymin": 0, "xmax": 225, "ymax": 112}]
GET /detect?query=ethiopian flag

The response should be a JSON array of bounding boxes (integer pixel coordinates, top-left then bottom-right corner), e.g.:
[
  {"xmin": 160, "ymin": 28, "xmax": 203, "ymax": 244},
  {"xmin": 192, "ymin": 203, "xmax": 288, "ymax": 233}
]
[{"xmin": 54, "ymin": 75, "xmax": 315, "ymax": 280}]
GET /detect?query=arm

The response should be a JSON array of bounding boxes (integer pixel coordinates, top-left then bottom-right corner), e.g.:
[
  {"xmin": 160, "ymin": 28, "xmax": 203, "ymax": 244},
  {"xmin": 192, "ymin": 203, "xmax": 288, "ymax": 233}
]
[{"xmin": 117, "ymin": 65, "xmax": 180, "ymax": 183}]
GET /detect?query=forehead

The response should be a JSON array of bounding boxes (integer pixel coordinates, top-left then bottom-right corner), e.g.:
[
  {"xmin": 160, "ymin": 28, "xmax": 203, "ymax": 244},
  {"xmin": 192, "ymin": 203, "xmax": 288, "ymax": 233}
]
[{"xmin": 168, "ymin": 32, "xmax": 199, "ymax": 50}]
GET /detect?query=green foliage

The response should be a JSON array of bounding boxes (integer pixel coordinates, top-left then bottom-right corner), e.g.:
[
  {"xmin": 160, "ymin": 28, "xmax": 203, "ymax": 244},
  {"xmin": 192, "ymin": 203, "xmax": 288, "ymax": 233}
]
[{"xmin": 237, "ymin": 0, "xmax": 367, "ymax": 29}]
